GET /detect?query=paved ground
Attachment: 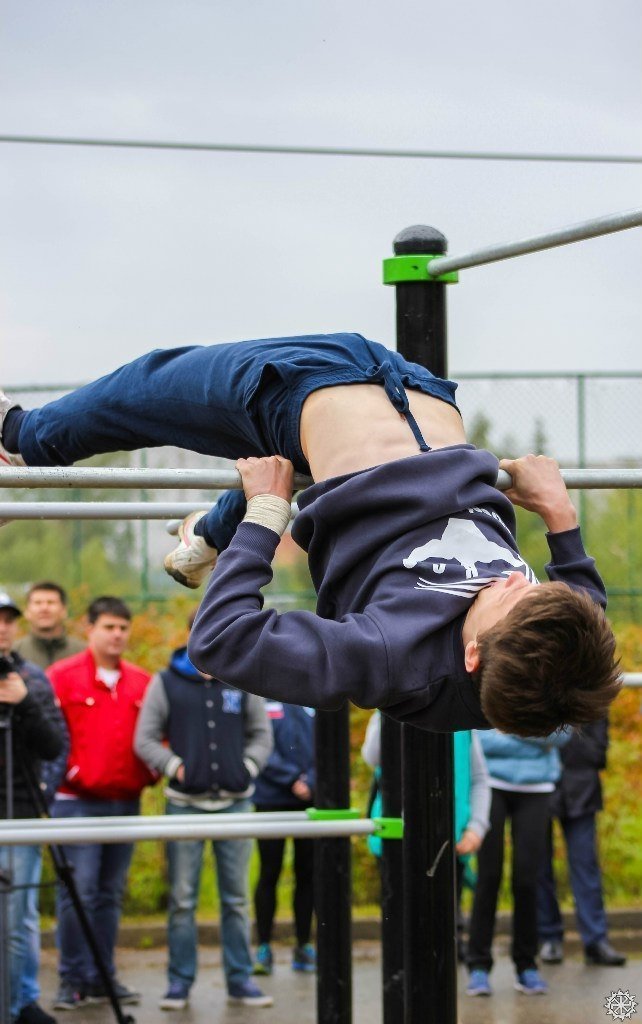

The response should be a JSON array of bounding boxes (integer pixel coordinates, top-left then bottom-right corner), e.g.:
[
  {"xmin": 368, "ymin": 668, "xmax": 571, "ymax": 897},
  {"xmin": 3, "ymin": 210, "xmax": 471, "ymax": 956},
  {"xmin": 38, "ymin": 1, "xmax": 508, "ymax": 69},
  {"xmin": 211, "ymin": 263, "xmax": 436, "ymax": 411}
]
[{"xmin": 38, "ymin": 942, "xmax": 641, "ymax": 1024}]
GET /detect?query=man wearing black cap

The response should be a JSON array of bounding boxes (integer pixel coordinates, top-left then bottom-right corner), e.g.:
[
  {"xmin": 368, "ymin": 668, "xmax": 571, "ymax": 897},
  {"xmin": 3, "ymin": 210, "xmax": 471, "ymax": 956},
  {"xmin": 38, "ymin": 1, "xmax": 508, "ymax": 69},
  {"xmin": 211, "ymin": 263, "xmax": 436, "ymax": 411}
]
[{"xmin": 0, "ymin": 591, "xmax": 66, "ymax": 1024}]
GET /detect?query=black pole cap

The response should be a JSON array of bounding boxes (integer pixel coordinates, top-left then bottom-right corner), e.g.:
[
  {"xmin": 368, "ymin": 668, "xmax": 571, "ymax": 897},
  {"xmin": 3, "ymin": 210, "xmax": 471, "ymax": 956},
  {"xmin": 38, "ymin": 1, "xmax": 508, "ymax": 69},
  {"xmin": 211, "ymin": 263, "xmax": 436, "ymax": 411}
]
[{"xmin": 393, "ymin": 225, "xmax": 447, "ymax": 255}]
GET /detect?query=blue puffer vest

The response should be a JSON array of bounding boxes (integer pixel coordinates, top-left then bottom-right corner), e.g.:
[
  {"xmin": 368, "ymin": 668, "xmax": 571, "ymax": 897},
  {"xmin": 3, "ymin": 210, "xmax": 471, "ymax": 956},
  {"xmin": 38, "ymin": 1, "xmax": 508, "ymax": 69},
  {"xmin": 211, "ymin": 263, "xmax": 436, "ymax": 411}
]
[{"xmin": 478, "ymin": 730, "xmax": 568, "ymax": 787}]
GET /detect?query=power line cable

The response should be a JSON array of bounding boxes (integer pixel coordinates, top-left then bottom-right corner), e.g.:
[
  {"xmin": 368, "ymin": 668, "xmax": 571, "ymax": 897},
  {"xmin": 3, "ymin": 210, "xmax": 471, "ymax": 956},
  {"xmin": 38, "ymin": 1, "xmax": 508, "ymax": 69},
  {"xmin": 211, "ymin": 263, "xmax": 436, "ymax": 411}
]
[{"xmin": 0, "ymin": 133, "xmax": 640, "ymax": 164}]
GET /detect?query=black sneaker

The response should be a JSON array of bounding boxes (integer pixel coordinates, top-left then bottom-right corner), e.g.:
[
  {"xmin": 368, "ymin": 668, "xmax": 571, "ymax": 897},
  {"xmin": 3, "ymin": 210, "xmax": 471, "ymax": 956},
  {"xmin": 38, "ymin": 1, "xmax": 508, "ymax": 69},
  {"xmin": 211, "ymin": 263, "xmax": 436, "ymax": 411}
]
[
  {"xmin": 85, "ymin": 980, "xmax": 141, "ymax": 1005},
  {"xmin": 53, "ymin": 981, "xmax": 85, "ymax": 1011},
  {"xmin": 584, "ymin": 940, "xmax": 627, "ymax": 966},
  {"xmin": 16, "ymin": 1003, "xmax": 58, "ymax": 1024}
]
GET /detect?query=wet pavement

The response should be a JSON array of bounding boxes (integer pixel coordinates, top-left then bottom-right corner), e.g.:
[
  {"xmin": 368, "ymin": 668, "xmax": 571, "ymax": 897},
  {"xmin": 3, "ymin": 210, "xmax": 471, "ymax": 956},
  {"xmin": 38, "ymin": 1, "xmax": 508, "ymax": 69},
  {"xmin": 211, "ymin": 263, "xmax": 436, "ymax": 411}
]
[{"xmin": 38, "ymin": 942, "xmax": 641, "ymax": 1024}]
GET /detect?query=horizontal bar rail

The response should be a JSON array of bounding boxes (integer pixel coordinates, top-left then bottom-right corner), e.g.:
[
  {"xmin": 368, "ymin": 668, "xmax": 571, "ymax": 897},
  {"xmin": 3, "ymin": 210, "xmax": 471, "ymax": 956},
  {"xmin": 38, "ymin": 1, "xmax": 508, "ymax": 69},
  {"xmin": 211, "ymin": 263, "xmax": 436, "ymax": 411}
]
[
  {"xmin": 2, "ymin": 134, "xmax": 641, "ymax": 166},
  {"xmin": 0, "ymin": 467, "xmax": 312, "ymax": 490},
  {"xmin": 623, "ymin": 673, "xmax": 642, "ymax": 688},
  {"xmin": 2, "ymin": 467, "xmax": 641, "ymax": 492},
  {"xmin": 495, "ymin": 469, "xmax": 642, "ymax": 490},
  {"xmin": 0, "ymin": 501, "xmax": 300, "ymax": 522},
  {"xmin": 0, "ymin": 816, "xmax": 376, "ymax": 846},
  {"xmin": 0, "ymin": 501, "xmax": 208, "ymax": 521},
  {"xmin": 1, "ymin": 469, "xmax": 641, "ymax": 522},
  {"xmin": 0, "ymin": 811, "xmax": 309, "ymax": 832},
  {"xmin": 427, "ymin": 208, "xmax": 642, "ymax": 276}
]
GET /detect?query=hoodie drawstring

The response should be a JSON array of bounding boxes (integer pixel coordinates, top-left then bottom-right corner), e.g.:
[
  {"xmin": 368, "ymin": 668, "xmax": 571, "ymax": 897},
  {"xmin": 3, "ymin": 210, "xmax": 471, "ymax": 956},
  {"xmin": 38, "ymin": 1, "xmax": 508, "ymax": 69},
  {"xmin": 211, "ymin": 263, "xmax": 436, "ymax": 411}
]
[{"xmin": 366, "ymin": 361, "xmax": 431, "ymax": 452}]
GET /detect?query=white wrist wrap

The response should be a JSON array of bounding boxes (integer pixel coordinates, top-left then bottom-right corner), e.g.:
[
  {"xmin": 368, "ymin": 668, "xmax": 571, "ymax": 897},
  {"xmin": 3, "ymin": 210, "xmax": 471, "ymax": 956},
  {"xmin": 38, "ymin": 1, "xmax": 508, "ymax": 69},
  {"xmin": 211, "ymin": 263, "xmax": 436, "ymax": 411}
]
[{"xmin": 244, "ymin": 495, "xmax": 292, "ymax": 537}]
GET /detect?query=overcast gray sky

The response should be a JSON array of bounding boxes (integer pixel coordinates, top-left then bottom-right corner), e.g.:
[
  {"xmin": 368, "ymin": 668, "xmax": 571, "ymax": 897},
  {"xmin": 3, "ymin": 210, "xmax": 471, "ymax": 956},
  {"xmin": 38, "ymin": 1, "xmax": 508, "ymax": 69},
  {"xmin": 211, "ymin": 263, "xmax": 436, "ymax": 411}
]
[{"xmin": 1, "ymin": 0, "xmax": 641, "ymax": 386}]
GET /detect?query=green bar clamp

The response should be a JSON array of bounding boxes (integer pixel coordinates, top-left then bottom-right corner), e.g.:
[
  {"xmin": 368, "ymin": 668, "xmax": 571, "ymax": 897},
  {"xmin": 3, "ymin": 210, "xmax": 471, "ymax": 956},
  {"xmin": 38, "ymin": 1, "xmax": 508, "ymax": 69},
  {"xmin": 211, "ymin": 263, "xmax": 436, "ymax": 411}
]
[
  {"xmin": 306, "ymin": 808, "xmax": 361, "ymax": 821},
  {"xmin": 372, "ymin": 816, "xmax": 404, "ymax": 840},
  {"xmin": 382, "ymin": 253, "xmax": 458, "ymax": 285}
]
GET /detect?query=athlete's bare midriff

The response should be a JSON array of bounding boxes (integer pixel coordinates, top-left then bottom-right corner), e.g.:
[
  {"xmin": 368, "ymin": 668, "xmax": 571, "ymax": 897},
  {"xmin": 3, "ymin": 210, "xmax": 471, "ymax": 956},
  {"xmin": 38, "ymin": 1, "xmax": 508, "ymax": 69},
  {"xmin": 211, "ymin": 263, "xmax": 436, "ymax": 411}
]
[{"xmin": 300, "ymin": 383, "xmax": 467, "ymax": 482}]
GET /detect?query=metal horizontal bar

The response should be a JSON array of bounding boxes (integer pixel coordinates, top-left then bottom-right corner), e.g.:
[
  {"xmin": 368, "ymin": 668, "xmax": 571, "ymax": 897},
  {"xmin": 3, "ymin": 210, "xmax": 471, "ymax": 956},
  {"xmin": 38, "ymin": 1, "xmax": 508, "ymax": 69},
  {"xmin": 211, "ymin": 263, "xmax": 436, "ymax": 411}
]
[
  {"xmin": 427, "ymin": 208, "xmax": 642, "ymax": 275},
  {"xmin": 1, "ymin": 469, "xmax": 641, "ymax": 523},
  {"xmin": 622, "ymin": 673, "xmax": 642, "ymax": 688},
  {"xmin": 0, "ymin": 811, "xmax": 308, "ymax": 831},
  {"xmin": 0, "ymin": 501, "xmax": 299, "ymax": 523},
  {"xmin": 3, "ymin": 466, "xmax": 642, "ymax": 492},
  {"xmin": 0, "ymin": 817, "xmax": 375, "ymax": 846},
  {"xmin": 495, "ymin": 468, "xmax": 642, "ymax": 490},
  {"xmin": 0, "ymin": 501, "xmax": 208, "ymax": 521},
  {"xmin": 0, "ymin": 466, "xmax": 312, "ymax": 490},
  {"xmin": 2, "ymin": 133, "xmax": 641, "ymax": 165}
]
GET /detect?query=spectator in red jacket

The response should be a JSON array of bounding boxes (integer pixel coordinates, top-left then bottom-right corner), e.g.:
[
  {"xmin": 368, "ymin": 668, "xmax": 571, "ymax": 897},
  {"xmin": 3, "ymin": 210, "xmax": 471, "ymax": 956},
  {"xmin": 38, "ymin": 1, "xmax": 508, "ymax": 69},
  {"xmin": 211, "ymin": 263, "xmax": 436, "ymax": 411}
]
[{"xmin": 47, "ymin": 596, "xmax": 156, "ymax": 1012}]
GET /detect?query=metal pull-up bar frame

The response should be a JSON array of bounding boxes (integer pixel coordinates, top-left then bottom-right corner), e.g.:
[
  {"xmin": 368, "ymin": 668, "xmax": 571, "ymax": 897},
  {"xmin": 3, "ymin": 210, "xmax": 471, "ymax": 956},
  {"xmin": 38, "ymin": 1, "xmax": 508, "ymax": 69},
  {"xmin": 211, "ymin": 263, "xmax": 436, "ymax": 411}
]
[
  {"xmin": 427, "ymin": 208, "xmax": 642, "ymax": 275},
  {"xmin": 1, "ymin": 206, "xmax": 640, "ymax": 1024}
]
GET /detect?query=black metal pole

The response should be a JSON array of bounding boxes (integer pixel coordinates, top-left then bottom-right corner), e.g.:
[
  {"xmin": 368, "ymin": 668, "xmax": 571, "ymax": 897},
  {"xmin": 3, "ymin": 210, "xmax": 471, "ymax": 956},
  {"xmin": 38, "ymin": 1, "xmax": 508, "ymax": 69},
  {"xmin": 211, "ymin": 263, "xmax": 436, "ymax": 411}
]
[
  {"xmin": 379, "ymin": 713, "xmax": 404, "ymax": 1023},
  {"xmin": 314, "ymin": 707, "xmax": 352, "ymax": 1024},
  {"xmin": 393, "ymin": 225, "xmax": 457, "ymax": 1024},
  {"xmin": 19, "ymin": 756, "xmax": 135, "ymax": 1024}
]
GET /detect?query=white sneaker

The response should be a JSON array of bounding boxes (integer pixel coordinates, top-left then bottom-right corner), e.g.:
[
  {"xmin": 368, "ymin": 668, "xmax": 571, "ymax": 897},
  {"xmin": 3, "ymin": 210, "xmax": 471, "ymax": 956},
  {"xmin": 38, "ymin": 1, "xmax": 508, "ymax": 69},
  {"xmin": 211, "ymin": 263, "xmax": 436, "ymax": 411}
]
[
  {"xmin": 227, "ymin": 979, "xmax": 274, "ymax": 1007},
  {"xmin": 159, "ymin": 982, "xmax": 190, "ymax": 1010},
  {"xmin": 163, "ymin": 511, "xmax": 218, "ymax": 589},
  {"xmin": 0, "ymin": 391, "xmax": 25, "ymax": 466}
]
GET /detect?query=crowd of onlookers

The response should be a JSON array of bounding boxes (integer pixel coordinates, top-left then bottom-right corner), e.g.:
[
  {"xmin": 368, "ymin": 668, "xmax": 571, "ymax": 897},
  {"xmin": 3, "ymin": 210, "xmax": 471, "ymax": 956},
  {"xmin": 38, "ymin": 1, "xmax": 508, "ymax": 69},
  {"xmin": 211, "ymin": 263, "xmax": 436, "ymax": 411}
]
[
  {"xmin": 0, "ymin": 580, "xmax": 627, "ymax": 1023},
  {"xmin": 0, "ymin": 582, "xmax": 316, "ymax": 1023}
]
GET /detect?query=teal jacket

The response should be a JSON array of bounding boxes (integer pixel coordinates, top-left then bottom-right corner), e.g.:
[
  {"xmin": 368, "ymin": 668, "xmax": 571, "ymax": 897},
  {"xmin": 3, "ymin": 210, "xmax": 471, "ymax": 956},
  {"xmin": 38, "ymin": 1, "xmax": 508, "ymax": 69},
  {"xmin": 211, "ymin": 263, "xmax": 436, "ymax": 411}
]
[{"xmin": 366, "ymin": 730, "xmax": 475, "ymax": 858}]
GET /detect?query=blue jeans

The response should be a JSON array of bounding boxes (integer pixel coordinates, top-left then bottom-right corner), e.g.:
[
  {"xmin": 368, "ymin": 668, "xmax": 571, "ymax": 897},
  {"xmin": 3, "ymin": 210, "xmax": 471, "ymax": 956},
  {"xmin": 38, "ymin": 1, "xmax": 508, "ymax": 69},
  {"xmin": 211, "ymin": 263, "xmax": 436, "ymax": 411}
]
[
  {"xmin": 53, "ymin": 797, "xmax": 139, "ymax": 986},
  {"xmin": 18, "ymin": 334, "xmax": 457, "ymax": 471},
  {"xmin": 165, "ymin": 799, "xmax": 254, "ymax": 991},
  {"xmin": 20, "ymin": 861, "xmax": 41, "ymax": 1007},
  {"xmin": 17, "ymin": 334, "xmax": 458, "ymax": 550},
  {"xmin": 0, "ymin": 844, "xmax": 42, "ymax": 1018},
  {"xmin": 537, "ymin": 814, "xmax": 608, "ymax": 948}
]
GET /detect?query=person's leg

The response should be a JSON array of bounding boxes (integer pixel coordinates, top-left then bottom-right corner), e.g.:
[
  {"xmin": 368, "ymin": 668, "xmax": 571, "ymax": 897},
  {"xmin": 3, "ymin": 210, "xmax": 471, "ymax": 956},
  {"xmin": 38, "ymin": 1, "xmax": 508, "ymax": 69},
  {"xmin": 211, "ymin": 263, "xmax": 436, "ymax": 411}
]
[
  {"xmin": 563, "ymin": 814, "xmax": 609, "ymax": 948},
  {"xmin": 510, "ymin": 792, "xmax": 551, "ymax": 975},
  {"xmin": 467, "ymin": 789, "xmax": 507, "ymax": 974},
  {"xmin": 10, "ymin": 343, "xmax": 271, "ymax": 467},
  {"xmin": 53, "ymin": 799, "xmax": 102, "ymax": 989},
  {"xmin": 0, "ymin": 844, "xmax": 40, "ymax": 1020},
  {"xmin": 254, "ymin": 837, "xmax": 286, "ymax": 945},
  {"xmin": 292, "ymin": 837, "xmax": 315, "ymax": 948},
  {"xmin": 455, "ymin": 857, "xmax": 468, "ymax": 961},
  {"xmin": 165, "ymin": 804, "xmax": 204, "ymax": 989},
  {"xmin": 85, "ymin": 840, "xmax": 135, "ymax": 986},
  {"xmin": 537, "ymin": 818, "xmax": 564, "ymax": 943},
  {"xmin": 18, "ymin": 846, "xmax": 43, "ymax": 1010},
  {"xmin": 213, "ymin": 800, "xmax": 254, "ymax": 989}
]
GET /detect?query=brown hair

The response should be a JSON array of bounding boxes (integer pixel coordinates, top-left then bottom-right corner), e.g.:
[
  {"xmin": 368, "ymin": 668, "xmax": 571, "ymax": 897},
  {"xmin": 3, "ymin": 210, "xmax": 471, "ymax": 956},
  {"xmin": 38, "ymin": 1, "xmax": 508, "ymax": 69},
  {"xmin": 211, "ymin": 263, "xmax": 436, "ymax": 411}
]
[
  {"xmin": 27, "ymin": 580, "xmax": 69, "ymax": 605},
  {"xmin": 87, "ymin": 595, "xmax": 131, "ymax": 624},
  {"xmin": 477, "ymin": 583, "xmax": 621, "ymax": 737}
]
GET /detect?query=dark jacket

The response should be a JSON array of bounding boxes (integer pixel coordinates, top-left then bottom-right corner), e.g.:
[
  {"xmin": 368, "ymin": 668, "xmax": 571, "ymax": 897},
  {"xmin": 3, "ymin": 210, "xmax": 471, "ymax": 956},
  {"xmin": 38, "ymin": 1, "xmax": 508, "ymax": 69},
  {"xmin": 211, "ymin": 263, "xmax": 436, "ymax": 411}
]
[
  {"xmin": 15, "ymin": 632, "xmax": 85, "ymax": 670},
  {"xmin": 550, "ymin": 719, "xmax": 608, "ymax": 819},
  {"xmin": 0, "ymin": 652, "xmax": 66, "ymax": 818},
  {"xmin": 254, "ymin": 702, "xmax": 316, "ymax": 808},
  {"xmin": 189, "ymin": 449, "xmax": 606, "ymax": 732},
  {"xmin": 134, "ymin": 646, "xmax": 272, "ymax": 802}
]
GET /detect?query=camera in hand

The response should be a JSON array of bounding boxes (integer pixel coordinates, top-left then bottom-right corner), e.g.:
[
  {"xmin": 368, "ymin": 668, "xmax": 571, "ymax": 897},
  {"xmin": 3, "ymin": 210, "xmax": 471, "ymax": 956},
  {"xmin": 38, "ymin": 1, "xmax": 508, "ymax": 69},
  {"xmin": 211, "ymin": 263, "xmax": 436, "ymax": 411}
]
[{"xmin": 0, "ymin": 654, "xmax": 16, "ymax": 680}]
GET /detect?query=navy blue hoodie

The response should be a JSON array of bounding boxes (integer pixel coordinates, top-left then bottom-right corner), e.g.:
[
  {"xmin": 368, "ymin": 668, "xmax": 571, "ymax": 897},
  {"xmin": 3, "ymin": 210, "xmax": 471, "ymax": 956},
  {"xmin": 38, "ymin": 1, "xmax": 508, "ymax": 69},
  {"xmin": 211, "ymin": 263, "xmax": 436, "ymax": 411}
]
[
  {"xmin": 254, "ymin": 702, "xmax": 316, "ymax": 807},
  {"xmin": 189, "ymin": 447, "xmax": 606, "ymax": 732}
]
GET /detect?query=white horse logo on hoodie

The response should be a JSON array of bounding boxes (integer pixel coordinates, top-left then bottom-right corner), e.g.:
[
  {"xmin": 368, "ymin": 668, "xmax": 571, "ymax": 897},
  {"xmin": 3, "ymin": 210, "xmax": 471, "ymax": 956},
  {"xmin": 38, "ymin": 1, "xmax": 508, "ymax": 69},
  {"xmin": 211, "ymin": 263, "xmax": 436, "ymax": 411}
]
[{"xmin": 403, "ymin": 518, "xmax": 526, "ymax": 580}]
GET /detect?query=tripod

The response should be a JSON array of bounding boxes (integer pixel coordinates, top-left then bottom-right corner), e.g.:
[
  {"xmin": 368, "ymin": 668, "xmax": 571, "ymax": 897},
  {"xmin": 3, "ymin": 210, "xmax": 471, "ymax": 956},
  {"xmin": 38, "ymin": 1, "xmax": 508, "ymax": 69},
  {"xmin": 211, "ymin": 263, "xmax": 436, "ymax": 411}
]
[{"xmin": 0, "ymin": 694, "xmax": 136, "ymax": 1024}]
